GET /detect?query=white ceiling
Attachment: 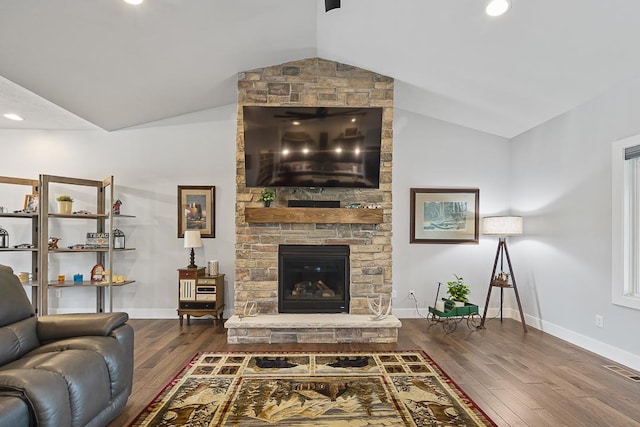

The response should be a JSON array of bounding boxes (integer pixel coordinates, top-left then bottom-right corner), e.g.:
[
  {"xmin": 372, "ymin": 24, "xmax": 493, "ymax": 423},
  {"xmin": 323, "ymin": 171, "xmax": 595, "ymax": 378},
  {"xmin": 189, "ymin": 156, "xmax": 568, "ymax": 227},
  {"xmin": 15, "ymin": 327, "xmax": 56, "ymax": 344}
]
[{"xmin": 1, "ymin": 0, "xmax": 640, "ymax": 138}]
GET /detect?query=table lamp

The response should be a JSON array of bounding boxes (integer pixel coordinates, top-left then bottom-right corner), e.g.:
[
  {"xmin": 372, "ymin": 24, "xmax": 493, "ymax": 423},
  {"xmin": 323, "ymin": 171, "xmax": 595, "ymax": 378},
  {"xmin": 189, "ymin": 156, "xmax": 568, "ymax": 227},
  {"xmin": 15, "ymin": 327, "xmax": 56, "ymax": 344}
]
[
  {"xmin": 184, "ymin": 230, "xmax": 202, "ymax": 269},
  {"xmin": 480, "ymin": 216, "xmax": 527, "ymax": 332}
]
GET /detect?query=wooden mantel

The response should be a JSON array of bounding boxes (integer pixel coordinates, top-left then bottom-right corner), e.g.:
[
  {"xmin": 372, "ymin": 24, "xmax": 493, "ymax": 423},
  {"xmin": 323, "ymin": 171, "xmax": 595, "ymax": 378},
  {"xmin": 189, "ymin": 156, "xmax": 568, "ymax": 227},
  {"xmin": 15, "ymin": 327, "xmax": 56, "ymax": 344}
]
[{"xmin": 244, "ymin": 207, "xmax": 383, "ymax": 224}]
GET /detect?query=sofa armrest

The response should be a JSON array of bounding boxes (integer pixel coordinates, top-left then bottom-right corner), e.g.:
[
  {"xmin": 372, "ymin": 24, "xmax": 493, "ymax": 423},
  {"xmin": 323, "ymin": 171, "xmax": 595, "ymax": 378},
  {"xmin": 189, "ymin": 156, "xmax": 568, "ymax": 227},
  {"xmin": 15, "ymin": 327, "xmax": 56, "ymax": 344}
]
[
  {"xmin": 0, "ymin": 369, "xmax": 72, "ymax": 426},
  {"xmin": 0, "ymin": 395, "xmax": 32, "ymax": 426},
  {"xmin": 37, "ymin": 312, "xmax": 129, "ymax": 342}
]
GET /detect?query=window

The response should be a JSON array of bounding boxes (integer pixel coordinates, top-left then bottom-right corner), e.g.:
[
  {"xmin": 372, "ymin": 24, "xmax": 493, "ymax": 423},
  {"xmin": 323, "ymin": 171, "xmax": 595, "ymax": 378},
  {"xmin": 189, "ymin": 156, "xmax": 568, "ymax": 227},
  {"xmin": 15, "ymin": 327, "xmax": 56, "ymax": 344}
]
[{"xmin": 612, "ymin": 135, "xmax": 640, "ymax": 309}]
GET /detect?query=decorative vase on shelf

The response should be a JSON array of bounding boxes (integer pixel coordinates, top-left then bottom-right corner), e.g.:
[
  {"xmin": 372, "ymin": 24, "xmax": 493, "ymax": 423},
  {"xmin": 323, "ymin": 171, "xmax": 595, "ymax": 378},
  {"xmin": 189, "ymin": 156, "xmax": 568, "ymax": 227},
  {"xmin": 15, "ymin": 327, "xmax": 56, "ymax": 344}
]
[
  {"xmin": 57, "ymin": 201, "xmax": 73, "ymax": 214},
  {"xmin": 56, "ymin": 196, "xmax": 74, "ymax": 214}
]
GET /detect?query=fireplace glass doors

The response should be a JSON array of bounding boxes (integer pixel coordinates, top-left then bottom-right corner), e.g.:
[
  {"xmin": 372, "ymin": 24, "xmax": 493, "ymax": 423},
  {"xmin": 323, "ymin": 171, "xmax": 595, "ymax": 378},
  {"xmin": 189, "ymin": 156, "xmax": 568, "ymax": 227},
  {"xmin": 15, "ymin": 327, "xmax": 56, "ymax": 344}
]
[{"xmin": 278, "ymin": 245, "xmax": 349, "ymax": 313}]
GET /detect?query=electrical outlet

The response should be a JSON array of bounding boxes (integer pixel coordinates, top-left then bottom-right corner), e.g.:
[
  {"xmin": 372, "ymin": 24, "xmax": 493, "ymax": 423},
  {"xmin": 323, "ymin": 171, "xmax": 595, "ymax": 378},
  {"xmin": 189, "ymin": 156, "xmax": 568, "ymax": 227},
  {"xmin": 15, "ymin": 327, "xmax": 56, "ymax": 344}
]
[
  {"xmin": 595, "ymin": 314, "xmax": 604, "ymax": 328},
  {"xmin": 409, "ymin": 290, "xmax": 416, "ymax": 299},
  {"xmin": 391, "ymin": 290, "xmax": 397, "ymax": 299},
  {"xmin": 56, "ymin": 289, "xmax": 61, "ymax": 298}
]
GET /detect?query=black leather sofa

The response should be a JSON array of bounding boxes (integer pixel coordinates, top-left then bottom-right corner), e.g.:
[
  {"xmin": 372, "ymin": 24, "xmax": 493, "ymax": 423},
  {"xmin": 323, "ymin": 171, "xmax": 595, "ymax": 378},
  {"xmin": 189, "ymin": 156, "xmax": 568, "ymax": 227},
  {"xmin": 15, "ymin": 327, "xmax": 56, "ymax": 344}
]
[{"xmin": 0, "ymin": 264, "xmax": 134, "ymax": 426}]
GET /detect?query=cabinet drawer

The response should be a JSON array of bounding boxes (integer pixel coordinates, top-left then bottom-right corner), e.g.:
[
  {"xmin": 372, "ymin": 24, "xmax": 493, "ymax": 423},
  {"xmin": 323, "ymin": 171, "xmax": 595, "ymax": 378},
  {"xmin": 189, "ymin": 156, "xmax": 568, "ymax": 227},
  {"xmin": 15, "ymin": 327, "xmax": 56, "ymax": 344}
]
[
  {"xmin": 197, "ymin": 278, "xmax": 218, "ymax": 285},
  {"xmin": 180, "ymin": 270, "xmax": 199, "ymax": 279},
  {"xmin": 179, "ymin": 301, "xmax": 216, "ymax": 310}
]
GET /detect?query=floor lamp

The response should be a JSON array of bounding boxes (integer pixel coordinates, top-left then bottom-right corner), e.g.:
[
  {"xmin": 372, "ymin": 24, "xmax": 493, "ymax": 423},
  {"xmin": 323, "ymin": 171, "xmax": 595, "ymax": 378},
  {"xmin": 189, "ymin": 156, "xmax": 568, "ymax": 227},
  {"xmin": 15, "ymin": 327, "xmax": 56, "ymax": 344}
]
[{"xmin": 480, "ymin": 216, "xmax": 527, "ymax": 332}]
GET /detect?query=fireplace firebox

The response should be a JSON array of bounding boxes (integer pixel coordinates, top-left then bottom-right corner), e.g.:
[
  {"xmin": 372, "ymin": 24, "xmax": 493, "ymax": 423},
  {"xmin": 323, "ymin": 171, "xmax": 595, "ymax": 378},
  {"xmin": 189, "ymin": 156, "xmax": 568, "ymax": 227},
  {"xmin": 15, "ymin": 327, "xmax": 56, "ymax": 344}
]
[{"xmin": 278, "ymin": 245, "xmax": 349, "ymax": 313}]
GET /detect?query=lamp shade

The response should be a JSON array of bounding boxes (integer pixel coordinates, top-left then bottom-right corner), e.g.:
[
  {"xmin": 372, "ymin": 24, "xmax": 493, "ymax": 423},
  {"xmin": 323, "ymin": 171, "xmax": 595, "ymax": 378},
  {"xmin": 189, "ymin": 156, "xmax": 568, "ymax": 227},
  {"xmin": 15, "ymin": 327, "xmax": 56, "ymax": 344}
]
[
  {"xmin": 483, "ymin": 216, "xmax": 523, "ymax": 236},
  {"xmin": 183, "ymin": 230, "xmax": 202, "ymax": 248}
]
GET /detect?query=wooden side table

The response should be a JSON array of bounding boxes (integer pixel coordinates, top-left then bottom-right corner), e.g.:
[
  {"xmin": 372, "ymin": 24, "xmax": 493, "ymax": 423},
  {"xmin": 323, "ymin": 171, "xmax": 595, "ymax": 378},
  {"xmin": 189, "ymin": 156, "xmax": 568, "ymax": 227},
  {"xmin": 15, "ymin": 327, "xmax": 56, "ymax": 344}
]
[{"xmin": 177, "ymin": 267, "xmax": 225, "ymax": 325}]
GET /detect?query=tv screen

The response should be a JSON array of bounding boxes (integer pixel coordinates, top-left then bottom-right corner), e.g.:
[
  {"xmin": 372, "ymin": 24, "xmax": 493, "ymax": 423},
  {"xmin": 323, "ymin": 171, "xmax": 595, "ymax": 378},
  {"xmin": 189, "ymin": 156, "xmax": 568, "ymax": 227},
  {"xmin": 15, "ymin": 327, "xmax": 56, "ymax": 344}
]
[{"xmin": 243, "ymin": 106, "xmax": 383, "ymax": 188}]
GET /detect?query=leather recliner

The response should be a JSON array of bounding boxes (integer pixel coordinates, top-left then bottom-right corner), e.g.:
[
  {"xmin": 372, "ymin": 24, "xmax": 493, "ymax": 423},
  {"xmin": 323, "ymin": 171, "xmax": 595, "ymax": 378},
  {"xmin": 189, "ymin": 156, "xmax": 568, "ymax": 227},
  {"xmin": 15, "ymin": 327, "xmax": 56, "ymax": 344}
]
[{"xmin": 0, "ymin": 264, "xmax": 133, "ymax": 426}]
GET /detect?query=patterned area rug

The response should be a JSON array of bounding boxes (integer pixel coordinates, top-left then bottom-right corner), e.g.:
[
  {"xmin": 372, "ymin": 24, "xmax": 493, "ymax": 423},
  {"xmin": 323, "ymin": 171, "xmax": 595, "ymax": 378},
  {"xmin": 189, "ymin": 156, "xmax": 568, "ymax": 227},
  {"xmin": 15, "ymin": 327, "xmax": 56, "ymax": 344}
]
[{"xmin": 130, "ymin": 351, "xmax": 496, "ymax": 426}]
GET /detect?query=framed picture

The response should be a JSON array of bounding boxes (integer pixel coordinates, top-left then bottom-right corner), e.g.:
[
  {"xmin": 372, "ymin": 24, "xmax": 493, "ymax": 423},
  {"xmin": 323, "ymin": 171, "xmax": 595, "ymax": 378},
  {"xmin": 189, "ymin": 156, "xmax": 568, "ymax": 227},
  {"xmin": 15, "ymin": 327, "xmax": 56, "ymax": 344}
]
[
  {"xmin": 24, "ymin": 194, "xmax": 39, "ymax": 212},
  {"xmin": 178, "ymin": 185, "xmax": 215, "ymax": 238},
  {"xmin": 410, "ymin": 188, "xmax": 479, "ymax": 244}
]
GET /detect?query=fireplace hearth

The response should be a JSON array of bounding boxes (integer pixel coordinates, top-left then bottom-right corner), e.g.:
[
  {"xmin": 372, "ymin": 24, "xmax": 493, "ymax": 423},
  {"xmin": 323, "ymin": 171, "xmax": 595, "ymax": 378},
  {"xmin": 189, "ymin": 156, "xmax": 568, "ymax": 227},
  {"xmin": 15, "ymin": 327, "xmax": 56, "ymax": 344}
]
[{"xmin": 278, "ymin": 245, "xmax": 349, "ymax": 313}]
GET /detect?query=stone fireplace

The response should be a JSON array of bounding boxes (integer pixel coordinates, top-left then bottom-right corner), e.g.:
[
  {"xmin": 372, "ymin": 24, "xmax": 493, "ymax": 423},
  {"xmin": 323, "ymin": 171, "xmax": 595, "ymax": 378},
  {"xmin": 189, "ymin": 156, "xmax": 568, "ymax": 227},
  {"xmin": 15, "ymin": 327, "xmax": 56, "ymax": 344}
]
[
  {"xmin": 278, "ymin": 244, "xmax": 350, "ymax": 313},
  {"xmin": 225, "ymin": 58, "xmax": 400, "ymax": 343}
]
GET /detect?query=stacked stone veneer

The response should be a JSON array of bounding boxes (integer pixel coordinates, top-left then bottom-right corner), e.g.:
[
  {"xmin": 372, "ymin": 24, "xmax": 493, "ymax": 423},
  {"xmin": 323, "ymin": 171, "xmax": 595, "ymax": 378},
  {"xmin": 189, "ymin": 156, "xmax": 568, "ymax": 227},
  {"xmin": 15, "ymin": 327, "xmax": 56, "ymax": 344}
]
[{"xmin": 231, "ymin": 58, "xmax": 394, "ymax": 343}]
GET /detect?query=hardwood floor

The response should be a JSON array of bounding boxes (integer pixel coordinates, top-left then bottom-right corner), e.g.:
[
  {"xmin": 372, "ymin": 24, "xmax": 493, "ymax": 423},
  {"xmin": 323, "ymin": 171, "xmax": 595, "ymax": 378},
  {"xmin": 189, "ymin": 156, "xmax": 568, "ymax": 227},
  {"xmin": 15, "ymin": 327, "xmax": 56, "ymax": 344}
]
[{"xmin": 109, "ymin": 317, "xmax": 640, "ymax": 426}]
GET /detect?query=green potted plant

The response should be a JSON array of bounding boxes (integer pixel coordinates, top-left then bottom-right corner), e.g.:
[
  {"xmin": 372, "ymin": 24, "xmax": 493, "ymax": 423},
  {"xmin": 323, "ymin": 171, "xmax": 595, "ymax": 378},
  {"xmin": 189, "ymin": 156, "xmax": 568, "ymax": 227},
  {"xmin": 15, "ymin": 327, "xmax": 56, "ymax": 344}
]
[
  {"xmin": 259, "ymin": 189, "xmax": 275, "ymax": 207},
  {"xmin": 56, "ymin": 195, "xmax": 74, "ymax": 214},
  {"xmin": 447, "ymin": 275, "xmax": 470, "ymax": 307}
]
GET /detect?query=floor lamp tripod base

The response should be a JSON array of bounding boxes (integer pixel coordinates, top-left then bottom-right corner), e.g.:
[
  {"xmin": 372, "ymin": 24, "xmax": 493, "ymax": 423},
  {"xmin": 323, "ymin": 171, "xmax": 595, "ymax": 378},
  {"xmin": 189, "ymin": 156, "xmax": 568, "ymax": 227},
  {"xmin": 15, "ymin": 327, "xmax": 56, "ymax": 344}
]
[{"xmin": 480, "ymin": 238, "xmax": 527, "ymax": 333}]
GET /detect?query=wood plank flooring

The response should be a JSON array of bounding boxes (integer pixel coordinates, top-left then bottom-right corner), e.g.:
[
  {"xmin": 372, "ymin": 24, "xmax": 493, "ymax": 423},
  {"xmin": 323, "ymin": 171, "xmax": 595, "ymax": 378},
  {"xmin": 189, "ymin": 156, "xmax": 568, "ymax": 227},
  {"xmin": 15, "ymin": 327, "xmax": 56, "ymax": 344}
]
[{"xmin": 109, "ymin": 317, "xmax": 640, "ymax": 426}]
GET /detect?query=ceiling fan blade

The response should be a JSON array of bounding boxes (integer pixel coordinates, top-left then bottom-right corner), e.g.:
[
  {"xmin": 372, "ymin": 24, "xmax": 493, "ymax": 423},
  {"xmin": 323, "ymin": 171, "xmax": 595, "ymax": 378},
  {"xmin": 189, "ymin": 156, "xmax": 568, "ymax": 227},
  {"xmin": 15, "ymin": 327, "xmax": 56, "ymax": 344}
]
[
  {"xmin": 274, "ymin": 112, "xmax": 319, "ymax": 119},
  {"xmin": 325, "ymin": 109, "xmax": 366, "ymax": 117}
]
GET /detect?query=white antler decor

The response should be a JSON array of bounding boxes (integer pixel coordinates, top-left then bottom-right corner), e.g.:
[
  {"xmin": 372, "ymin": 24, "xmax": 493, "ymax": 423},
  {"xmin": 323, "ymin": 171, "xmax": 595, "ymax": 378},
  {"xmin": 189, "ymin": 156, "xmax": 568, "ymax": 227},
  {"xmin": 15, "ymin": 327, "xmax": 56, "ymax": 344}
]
[
  {"xmin": 240, "ymin": 300, "xmax": 258, "ymax": 318},
  {"xmin": 367, "ymin": 294, "xmax": 392, "ymax": 320}
]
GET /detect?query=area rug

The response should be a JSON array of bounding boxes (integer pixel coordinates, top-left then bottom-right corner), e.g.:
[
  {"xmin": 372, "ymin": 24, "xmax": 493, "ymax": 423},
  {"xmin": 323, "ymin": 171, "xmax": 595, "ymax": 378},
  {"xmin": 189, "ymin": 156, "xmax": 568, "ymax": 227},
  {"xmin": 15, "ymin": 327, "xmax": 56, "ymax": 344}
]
[{"xmin": 130, "ymin": 351, "xmax": 496, "ymax": 426}]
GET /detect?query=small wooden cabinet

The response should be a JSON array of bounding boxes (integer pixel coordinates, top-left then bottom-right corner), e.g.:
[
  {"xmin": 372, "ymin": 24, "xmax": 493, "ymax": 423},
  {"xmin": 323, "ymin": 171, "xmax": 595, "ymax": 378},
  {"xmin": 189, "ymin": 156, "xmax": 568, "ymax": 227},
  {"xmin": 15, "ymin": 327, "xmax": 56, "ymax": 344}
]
[{"xmin": 177, "ymin": 268, "xmax": 225, "ymax": 325}]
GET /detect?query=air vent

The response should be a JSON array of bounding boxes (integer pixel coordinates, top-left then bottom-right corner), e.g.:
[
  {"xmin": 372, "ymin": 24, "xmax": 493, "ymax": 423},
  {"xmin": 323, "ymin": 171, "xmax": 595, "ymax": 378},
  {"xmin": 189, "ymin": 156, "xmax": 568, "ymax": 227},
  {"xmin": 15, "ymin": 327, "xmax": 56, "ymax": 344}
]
[{"xmin": 603, "ymin": 365, "xmax": 640, "ymax": 382}]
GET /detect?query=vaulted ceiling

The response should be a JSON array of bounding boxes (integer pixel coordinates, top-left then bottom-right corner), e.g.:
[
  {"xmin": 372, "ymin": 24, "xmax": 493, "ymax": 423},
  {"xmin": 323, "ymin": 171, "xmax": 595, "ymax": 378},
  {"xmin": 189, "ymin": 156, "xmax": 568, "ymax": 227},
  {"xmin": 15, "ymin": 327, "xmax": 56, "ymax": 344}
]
[{"xmin": 1, "ymin": 0, "xmax": 639, "ymax": 138}]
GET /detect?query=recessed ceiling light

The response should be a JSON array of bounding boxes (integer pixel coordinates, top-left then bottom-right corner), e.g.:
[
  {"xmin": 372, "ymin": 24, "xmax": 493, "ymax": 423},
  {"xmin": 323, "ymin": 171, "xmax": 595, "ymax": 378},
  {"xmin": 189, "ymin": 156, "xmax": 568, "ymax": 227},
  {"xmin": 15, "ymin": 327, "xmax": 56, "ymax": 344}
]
[
  {"xmin": 486, "ymin": 0, "xmax": 510, "ymax": 17},
  {"xmin": 123, "ymin": 0, "xmax": 144, "ymax": 5},
  {"xmin": 3, "ymin": 113, "xmax": 23, "ymax": 121}
]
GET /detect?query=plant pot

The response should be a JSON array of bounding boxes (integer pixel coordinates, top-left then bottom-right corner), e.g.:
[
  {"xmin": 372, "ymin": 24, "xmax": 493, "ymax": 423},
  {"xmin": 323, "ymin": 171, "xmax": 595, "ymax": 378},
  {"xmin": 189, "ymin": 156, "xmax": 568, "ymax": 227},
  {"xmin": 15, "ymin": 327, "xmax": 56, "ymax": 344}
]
[
  {"xmin": 453, "ymin": 301, "xmax": 465, "ymax": 307},
  {"xmin": 263, "ymin": 201, "xmax": 271, "ymax": 207},
  {"xmin": 57, "ymin": 201, "xmax": 73, "ymax": 214}
]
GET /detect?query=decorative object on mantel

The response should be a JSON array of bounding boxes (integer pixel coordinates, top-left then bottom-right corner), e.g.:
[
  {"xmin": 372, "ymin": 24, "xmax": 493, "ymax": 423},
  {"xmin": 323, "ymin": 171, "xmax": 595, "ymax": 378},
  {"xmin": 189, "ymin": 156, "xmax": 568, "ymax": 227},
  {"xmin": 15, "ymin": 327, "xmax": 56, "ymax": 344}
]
[
  {"xmin": 367, "ymin": 294, "xmax": 392, "ymax": 320},
  {"xmin": 259, "ymin": 188, "xmax": 275, "ymax": 207},
  {"xmin": 55, "ymin": 195, "xmax": 74, "ymax": 214},
  {"xmin": 480, "ymin": 215, "xmax": 527, "ymax": 332},
  {"xmin": 446, "ymin": 275, "xmax": 470, "ymax": 307},
  {"xmin": 344, "ymin": 203, "xmax": 361, "ymax": 209},
  {"xmin": 183, "ymin": 230, "xmax": 202, "ymax": 269}
]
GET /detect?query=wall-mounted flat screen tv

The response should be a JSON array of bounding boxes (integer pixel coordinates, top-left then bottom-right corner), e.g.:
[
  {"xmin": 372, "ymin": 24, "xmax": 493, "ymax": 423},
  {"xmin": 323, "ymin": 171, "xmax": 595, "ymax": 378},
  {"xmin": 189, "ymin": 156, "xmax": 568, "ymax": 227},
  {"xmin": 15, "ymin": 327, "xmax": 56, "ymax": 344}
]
[{"xmin": 243, "ymin": 106, "xmax": 383, "ymax": 188}]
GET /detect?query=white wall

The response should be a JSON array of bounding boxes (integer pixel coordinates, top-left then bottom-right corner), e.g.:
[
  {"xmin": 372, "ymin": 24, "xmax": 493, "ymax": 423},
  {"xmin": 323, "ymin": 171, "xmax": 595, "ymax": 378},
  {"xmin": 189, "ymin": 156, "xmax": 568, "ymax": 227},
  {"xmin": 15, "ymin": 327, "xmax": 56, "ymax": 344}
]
[
  {"xmin": 510, "ymin": 75, "xmax": 640, "ymax": 371},
  {"xmin": 3, "ymin": 91, "xmax": 639, "ymax": 371},
  {"xmin": 392, "ymin": 108, "xmax": 512, "ymax": 318},
  {"xmin": 1, "ymin": 104, "xmax": 512, "ymax": 321},
  {"xmin": 0, "ymin": 105, "xmax": 237, "ymax": 318}
]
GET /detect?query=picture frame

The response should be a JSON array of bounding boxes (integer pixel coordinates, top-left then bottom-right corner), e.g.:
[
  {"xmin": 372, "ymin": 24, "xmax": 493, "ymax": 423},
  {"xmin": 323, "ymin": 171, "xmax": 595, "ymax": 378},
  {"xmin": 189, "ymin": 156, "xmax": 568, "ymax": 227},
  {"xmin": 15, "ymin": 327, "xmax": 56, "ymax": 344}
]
[
  {"xmin": 24, "ymin": 194, "xmax": 39, "ymax": 212},
  {"xmin": 410, "ymin": 188, "xmax": 479, "ymax": 244},
  {"xmin": 178, "ymin": 185, "xmax": 215, "ymax": 238}
]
